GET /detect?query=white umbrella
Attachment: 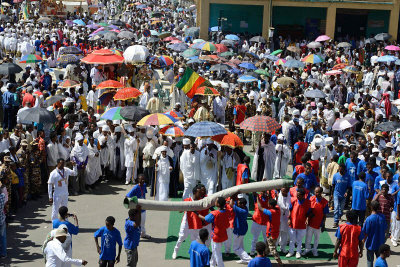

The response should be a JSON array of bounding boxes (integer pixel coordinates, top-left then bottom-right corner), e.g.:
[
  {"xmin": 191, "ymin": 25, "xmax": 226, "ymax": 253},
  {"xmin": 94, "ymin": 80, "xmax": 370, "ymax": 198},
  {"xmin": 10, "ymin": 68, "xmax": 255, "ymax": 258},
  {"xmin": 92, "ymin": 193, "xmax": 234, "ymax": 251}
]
[
  {"xmin": 392, "ymin": 99, "xmax": 400, "ymax": 106},
  {"xmin": 307, "ymin": 41, "xmax": 322, "ymax": 49},
  {"xmin": 210, "ymin": 80, "xmax": 229, "ymax": 88},
  {"xmin": 332, "ymin": 117, "xmax": 359, "ymax": 131},
  {"xmin": 123, "ymin": 45, "xmax": 149, "ymax": 64}
]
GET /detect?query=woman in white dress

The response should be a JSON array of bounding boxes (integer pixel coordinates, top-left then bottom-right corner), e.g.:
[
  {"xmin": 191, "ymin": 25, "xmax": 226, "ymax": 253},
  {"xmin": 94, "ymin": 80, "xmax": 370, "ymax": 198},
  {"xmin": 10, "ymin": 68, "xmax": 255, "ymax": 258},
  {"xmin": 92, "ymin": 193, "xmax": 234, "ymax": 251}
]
[{"xmin": 85, "ymin": 137, "xmax": 101, "ymax": 188}]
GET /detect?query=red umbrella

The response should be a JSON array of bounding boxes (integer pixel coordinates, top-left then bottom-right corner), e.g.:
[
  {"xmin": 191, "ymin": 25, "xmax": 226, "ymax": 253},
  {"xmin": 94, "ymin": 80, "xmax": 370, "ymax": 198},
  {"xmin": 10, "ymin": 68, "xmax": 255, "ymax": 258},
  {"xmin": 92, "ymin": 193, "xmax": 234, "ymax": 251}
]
[
  {"xmin": 163, "ymin": 36, "xmax": 180, "ymax": 42},
  {"xmin": 170, "ymin": 40, "xmax": 182, "ymax": 44},
  {"xmin": 113, "ymin": 87, "xmax": 142, "ymax": 100},
  {"xmin": 58, "ymin": 80, "xmax": 81, "ymax": 88},
  {"xmin": 215, "ymin": 44, "xmax": 228, "ymax": 53},
  {"xmin": 239, "ymin": 115, "xmax": 281, "ymax": 133},
  {"xmin": 81, "ymin": 49, "xmax": 124, "ymax": 64},
  {"xmin": 211, "ymin": 131, "xmax": 243, "ymax": 148},
  {"xmin": 97, "ymin": 80, "xmax": 125, "ymax": 89}
]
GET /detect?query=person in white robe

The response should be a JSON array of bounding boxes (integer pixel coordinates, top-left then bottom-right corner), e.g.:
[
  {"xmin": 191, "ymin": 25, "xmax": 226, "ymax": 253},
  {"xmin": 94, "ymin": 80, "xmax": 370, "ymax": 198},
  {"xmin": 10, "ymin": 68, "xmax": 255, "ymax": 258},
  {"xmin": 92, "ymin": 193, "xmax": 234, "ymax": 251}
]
[
  {"xmin": 139, "ymin": 85, "xmax": 150, "ymax": 108},
  {"xmin": 220, "ymin": 147, "xmax": 239, "ymax": 190},
  {"xmin": 47, "ymin": 134, "xmax": 60, "ymax": 173},
  {"xmin": 155, "ymin": 146, "xmax": 173, "ymax": 201},
  {"xmin": 70, "ymin": 134, "xmax": 89, "ymax": 194},
  {"xmin": 146, "ymin": 90, "xmax": 165, "ymax": 113},
  {"xmin": 278, "ymin": 188, "xmax": 291, "ymax": 253},
  {"xmin": 213, "ymin": 95, "xmax": 227, "ymax": 124},
  {"xmin": 200, "ymin": 139, "xmax": 218, "ymax": 194},
  {"xmin": 98, "ymin": 125, "xmax": 110, "ymax": 179},
  {"xmin": 85, "ymin": 137, "xmax": 101, "ymax": 187},
  {"xmin": 251, "ymin": 133, "xmax": 277, "ymax": 181},
  {"xmin": 86, "ymin": 88, "xmax": 98, "ymax": 109},
  {"xmin": 112, "ymin": 126, "xmax": 125, "ymax": 179},
  {"xmin": 124, "ymin": 125, "xmax": 140, "ymax": 185},
  {"xmin": 273, "ymin": 134, "xmax": 291, "ymax": 179},
  {"xmin": 180, "ymin": 141, "xmax": 200, "ymax": 199}
]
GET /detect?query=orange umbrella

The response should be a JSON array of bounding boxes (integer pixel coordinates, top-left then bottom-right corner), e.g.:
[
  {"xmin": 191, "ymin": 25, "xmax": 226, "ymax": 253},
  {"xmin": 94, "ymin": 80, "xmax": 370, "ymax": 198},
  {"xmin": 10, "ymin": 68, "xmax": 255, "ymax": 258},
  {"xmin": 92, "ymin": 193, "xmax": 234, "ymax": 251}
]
[
  {"xmin": 97, "ymin": 80, "xmax": 125, "ymax": 89},
  {"xmin": 58, "ymin": 79, "xmax": 80, "ymax": 88},
  {"xmin": 211, "ymin": 131, "xmax": 243, "ymax": 148},
  {"xmin": 113, "ymin": 87, "xmax": 142, "ymax": 100}
]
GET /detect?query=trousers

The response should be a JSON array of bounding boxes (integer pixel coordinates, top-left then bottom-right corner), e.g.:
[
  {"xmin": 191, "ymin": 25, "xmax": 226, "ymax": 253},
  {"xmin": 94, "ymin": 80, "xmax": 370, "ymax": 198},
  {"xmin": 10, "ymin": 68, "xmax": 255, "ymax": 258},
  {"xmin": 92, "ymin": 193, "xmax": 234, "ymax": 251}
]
[
  {"xmin": 391, "ymin": 211, "xmax": 400, "ymax": 242},
  {"xmin": 0, "ymin": 223, "xmax": 6, "ymax": 256},
  {"xmin": 304, "ymin": 226, "xmax": 321, "ymax": 253},
  {"xmin": 140, "ymin": 211, "xmax": 147, "ymax": 236},
  {"xmin": 279, "ymin": 228, "xmax": 289, "ymax": 251},
  {"xmin": 334, "ymin": 196, "xmax": 345, "ymax": 223},
  {"xmin": 174, "ymin": 214, "xmax": 199, "ymax": 253},
  {"xmin": 233, "ymin": 234, "xmax": 252, "ymax": 262},
  {"xmin": 182, "ymin": 179, "xmax": 196, "ymax": 200},
  {"xmin": 250, "ymin": 222, "xmax": 266, "ymax": 253},
  {"xmin": 125, "ymin": 248, "xmax": 138, "ymax": 267},
  {"xmin": 126, "ymin": 167, "xmax": 134, "ymax": 183},
  {"xmin": 52, "ymin": 194, "xmax": 68, "ymax": 220},
  {"xmin": 289, "ymin": 228, "xmax": 306, "ymax": 254},
  {"xmin": 224, "ymin": 228, "xmax": 233, "ymax": 253},
  {"xmin": 210, "ymin": 241, "xmax": 224, "ymax": 267}
]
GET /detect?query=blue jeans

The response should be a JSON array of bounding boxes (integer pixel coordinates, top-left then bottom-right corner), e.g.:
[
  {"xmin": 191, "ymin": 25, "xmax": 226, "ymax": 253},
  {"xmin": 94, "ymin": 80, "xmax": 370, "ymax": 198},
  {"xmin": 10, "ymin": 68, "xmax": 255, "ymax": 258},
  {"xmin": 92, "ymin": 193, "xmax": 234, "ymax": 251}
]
[
  {"xmin": 334, "ymin": 196, "xmax": 345, "ymax": 223},
  {"xmin": 0, "ymin": 222, "xmax": 6, "ymax": 256},
  {"xmin": 367, "ymin": 249, "xmax": 379, "ymax": 267}
]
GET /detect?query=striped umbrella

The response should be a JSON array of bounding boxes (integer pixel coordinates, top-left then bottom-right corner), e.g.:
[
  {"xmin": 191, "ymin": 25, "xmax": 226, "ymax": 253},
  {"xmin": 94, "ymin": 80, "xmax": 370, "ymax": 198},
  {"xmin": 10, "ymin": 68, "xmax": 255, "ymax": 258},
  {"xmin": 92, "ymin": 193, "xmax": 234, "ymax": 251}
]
[
  {"xmin": 239, "ymin": 115, "xmax": 281, "ymax": 133},
  {"xmin": 100, "ymin": 107, "xmax": 125, "ymax": 120},
  {"xmin": 194, "ymin": 42, "xmax": 217, "ymax": 52},
  {"xmin": 274, "ymin": 59, "xmax": 286, "ymax": 66},
  {"xmin": 58, "ymin": 80, "xmax": 80, "ymax": 88},
  {"xmin": 159, "ymin": 125, "xmax": 185, "ymax": 137},
  {"xmin": 301, "ymin": 54, "xmax": 324, "ymax": 64},
  {"xmin": 97, "ymin": 80, "xmax": 124, "ymax": 89},
  {"xmin": 211, "ymin": 131, "xmax": 243, "ymax": 148},
  {"xmin": 158, "ymin": 55, "xmax": 174, "ymax": 66},
  {"xmin": 113, "ymin": 87, "xmax": 142, "ymax": 100},
  {"xmin": 164, "ymin": 110, "xmax": 184, "ymax": 119},
  {"xmin": 185, "ymin": 121, "xmax": 227, "ymax": 137},
  {"xmin": 238, "ymin": 75, "xmax": 258, "ymax": 83},
  {"xmin": 137, "ymin": 113, "xmax": 176, "ymax": 126},
  {"xmin": 194, "ymin": 86, "xmax": 220, "ymax": 96},
  {"xmin": 20, "ymin": 54, "xmax": 42, "ymax": 63},
  {"xmin": 110, "ymin": 49, "xmax": 123, "ymax": 57}
]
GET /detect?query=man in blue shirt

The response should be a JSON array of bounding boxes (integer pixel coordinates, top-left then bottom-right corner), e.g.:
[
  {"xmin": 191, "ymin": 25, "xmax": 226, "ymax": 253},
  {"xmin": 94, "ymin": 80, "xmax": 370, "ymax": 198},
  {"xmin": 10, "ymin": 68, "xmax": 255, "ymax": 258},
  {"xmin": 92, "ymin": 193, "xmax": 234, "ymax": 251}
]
[
  {"xmin": 188, "ymin": 228, "xmax": 210, "ymax": 267},
  {"xmin": 362, "ymin": 201, "xmax": 387, "ymax": 267},
  {"xmin": 94, "ymin": 216, "xmax": 123, "ymax": 267},
  {"xmin": 294, "ymin": 163, "xmax": 318, "ymax": 192},
  {"xmin": 229, "ymin": 197, "xmax": 252, "ymax": 264},
  {"xmin": 332, "ymin": 164, "xmax": 351, "ymax": 228},
  {"xmin": 248, "ymin": 241, "xmax": 272, "ymax": 267},
  {"xmin": 374, "ymin": 244, "xmax": 390, "ymax": 267},
  {"xmin": 304, "ymin": 122, "xmax": 321, "ymax": 144},
  {"xmin": 124, "ymin": 206, "xmax": 141, "ymax": 267},
  {"xmin": 345, "ymin": 152, "xmax": 359, "ymax": 186},
  {"xmin": 52, "ymin": 206, "xmax": 79, "ymax": 235},
  {"xmin": 352, "ymin": 173, "xmax": 369, "ymax": 226},
  {"xmin": 2, "ymin": 83, "xmax": 14, "ymax": 132}
]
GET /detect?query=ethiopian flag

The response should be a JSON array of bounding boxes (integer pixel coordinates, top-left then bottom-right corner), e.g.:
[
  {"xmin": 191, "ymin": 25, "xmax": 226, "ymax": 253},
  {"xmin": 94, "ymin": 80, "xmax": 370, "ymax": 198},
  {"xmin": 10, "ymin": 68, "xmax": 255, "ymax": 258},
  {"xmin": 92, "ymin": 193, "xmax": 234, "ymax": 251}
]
[
  {"xmin": 176, "ymin": 68, "xmax": 205, "ymax": 98},
  {"xmin": 23, "ymin": 5, "xmax": 29, "ymax": 20}
]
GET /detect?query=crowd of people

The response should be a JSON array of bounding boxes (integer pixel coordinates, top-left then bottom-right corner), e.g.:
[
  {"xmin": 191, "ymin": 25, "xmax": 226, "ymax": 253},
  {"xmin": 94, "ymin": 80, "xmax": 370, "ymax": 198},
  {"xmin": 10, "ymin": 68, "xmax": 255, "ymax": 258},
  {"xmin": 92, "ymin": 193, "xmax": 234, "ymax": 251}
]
[{"xmin": 0, "ymin": 0, "xmax": 399, "ymax": 266}]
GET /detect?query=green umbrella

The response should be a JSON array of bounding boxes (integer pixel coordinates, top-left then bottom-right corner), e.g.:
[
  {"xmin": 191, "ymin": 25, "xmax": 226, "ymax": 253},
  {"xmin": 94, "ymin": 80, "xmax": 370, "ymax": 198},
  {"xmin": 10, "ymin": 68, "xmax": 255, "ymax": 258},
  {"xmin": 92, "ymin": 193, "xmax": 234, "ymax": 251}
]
[
  {"xmin": 219, "ymin": 51, "xmax": 235, "ymax": 57},
  {"xmin": 255, "ymin": 69, "xmax": 270, "ymax": 76},
  {"xmin": 270, "ymin": 49, "xmax": 283, "ymax": 56},
  {"xmin": 182, "ymin": 48, "xmax": 200, "ymax": 58}
]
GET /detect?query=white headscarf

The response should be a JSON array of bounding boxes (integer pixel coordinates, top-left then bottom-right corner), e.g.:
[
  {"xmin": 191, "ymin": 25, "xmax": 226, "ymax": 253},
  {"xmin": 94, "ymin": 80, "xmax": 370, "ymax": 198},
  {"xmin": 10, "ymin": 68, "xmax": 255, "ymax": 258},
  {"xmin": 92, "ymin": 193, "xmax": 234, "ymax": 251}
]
[{"xmin": 70, "ymin": 136, "xmax": 89, "ymax": 163}]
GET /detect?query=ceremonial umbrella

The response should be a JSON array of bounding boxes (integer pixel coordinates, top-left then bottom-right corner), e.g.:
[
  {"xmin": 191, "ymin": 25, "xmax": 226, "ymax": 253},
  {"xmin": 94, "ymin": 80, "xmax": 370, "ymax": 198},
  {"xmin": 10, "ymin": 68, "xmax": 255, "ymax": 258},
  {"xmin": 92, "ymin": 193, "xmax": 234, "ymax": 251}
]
[
  {"xmin": 81, "ymin": 49, "xmax": 124, "ymax": 64},
  {"xmin": 315, "ymin": 35, "xmax": 330, "ymax": 42},
  {"xmin": 100, "ymin": 107, "xmax": 125, "ymax": 120},
  {"xmin": 137, "ymin": 113, "xmax": 176, "ymax": 126},
  {"xmin": 276, "ymin": 77, "xmax": 297, "ymax": 86},
  {"xmin": 332, "ymin": 117, "xmax": 359, "ymax": 131},
  {"xmin": 375, "ymin": 121, "xmax": 400, "ymax": 132},
  {"xmin": 249, "ymin": 36, "xmax": 266, "ymax": 43},
  {"xmin": 185, "ymin": 121, "xmax": 227, "ymax": 137},
  {"xmin": 57, "ymin": 54, "xmax": 80, "ymax": 65},
  {"xmin": 97, "ymin": 80, "xmax": 124, "ymax": 90},
  {"xmin": 120, "ymin": 106, "xmax": 150, "ymax": 121},
  {"xmin": 385, "ymin": 45, "xmax": 400, "ymax": 51},
  {"xmin": 301, "ymin": 54, "xmax": 324, "ymax": 64},
  {"xmin": 20, "ymin": 54, "xmax": 43, "ymax": 63},
  {"xmin": 0, "ymin": 63, "xmax": 23, "ymax": 75},
  {"xmin": 211, "ymin": 131, "xmax": 243, "ymax": 148},
  {"xmin": 58, "ymin": 80, "xmax": 80, "ymax": 88},
  {"xmin": 164, "ymin": 110, "xmax": 184, "ymax": 119},
  {"xmin": 194, "ymin": 86, "xmax": 220, "ymax": 96},
  {"xmin": 237, "ymin": 75, "xmax": 257, "ymax": 83},
  {"xmin": 18, "ymin": 107, "xmax": 56, "ymax": 124},
  {"xmin": 123, "ymin": 45, "xmax": 149, "ymax": 64},
  {"xmin": 304, "ymin": 89, "xmax": 327, "ymax": 99},
  {"xmin": 113, "ymin": 87, "xmax": 141, "ymax": 100},
  {"xmin": 159, "ymin": 125, "xmax": 185, "ymax": 137},
  {"xmin": 239, "ymin": 115, "xmax": 280, "ymax": 133}
]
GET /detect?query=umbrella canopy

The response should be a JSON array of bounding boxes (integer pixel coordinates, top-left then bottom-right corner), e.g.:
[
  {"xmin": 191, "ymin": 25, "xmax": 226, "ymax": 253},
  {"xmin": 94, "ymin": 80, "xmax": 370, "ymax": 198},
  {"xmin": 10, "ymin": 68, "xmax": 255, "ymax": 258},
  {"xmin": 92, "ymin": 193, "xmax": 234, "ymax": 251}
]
[
  {"xmin": 286, "ymin": 46, "xmax": 301, "ymax": 53},
  {"xmin": 337, "ymin": 42, "xmax": 352, "ymax": 48},
  {"xmin": 159, "ymin": 125, "xmax": 185, "ymax": 137},
  {"xmin": 237, "ymin": 75, "xmax": 258, "ymax": 83},
  {"xmin": 332, "ymin": 63, "xmax": 348, "ymax": 70},
  {"xmin": 0, "ymin": 63, "xmax": 23, "ymax": 75},
  {"xmin": 97, "ymin": 80, "xmax": 124, "ymax": 89},
  {"xmin": 137, "ymin": 113, "xmax": 176, "ymax": 126},
  {"xmin": 168, "ymin": 43, "xmax": 189, "ymax": 52},
  {"xmin": 265, "ymin": 55, "xmax": 279, "ymax": 61},
  {"xmin": 385, "ymin": 45, "xmax": 400, "ymax": 51},
  {"xmin": 332, "ymin": 117, "xmax": 359, "ymax": 131},
  {"xmin": 365, "ymin": 38, "xmax": 376, "ymax": 44},
  {"xmin": 164, "ymin": 36, "xmax": 180, "ymax": 42},
  {"xmin": 274, "ymin": 59, "xmax": 286, "ymax": 66},
  {"xmin": 225, "ymin": 34, "xmax": 240, "ymax": 41},
  {"xmin": 220, "ymin": 39, "xmax": 235, "ymax": 47},
  {"xmin": 58, "ymin": 46, "xmax": 82, "ymax": 55},
  {"xmin": 375, "ymin": 33, "xmax": 391, "ymax": 41},
  {"xmin": 239, "ymin": 115, "xmax": 280, "ymax": 133},
  {"xmin": 117, "ymin": 30, "xmax": 135, "ymax": 39},
  {"xmin": 270, "ymin": 49, "xmax": 283, "ymax": 56},
  {"xmin": 194, "ymin": 86, "xmax": 220, "ymax": 96},
  {"xmin": 164, "ymin": 110, "xmax": 184, "ymax": 119},
  {"xmin": 81, "ymin": 49, "xmax": 124, "ymax": 64},
  {"xmin": 219, "ymin": 51, "xmax": 235, "ymax": 57},
  {"xmin": 113, "ymin": 87, "xmax": 142, "ymax": 100},
  {"xmin": 184, "ymin": 27, "xmax": 200, "ymax": 37},
  {"xmin": 375, "ymin": 121, "xmax": 400, "ymax": 132},
  {"xmin": 343, "ymin": 65, "xmax": 361, "ymax": 73},
  {"xmin": 211, "ymin": 131, "xmax": 243, "ymax": 148},
  {"xmin": 215, "ymin": 44, "xmax": 228, "ymax": 53},
  {"xmin": 185, "ymin": 121, "xmax": 227, "ymax": 137},
  {"xmin": 158, "ymin": 55, "xmax": 174, "ymax": 66},
  {"xmin": 249, "ymin": 36, "xmax": 266, "ymax": 43},
  {"xmin": 304, "ymin": 89, "xmax": 327, "ymax": 99},
  {"xmin": 255, "ymin": 69, "xmax": 269, "ymax": 76},
  {"xmin": 18, "ymin": 107, "xmax": 56, "ymax": 124},
  {"xmin": 103, "ymin": 31, "xmax": 118, "ymax": 41},
  {"xmin": 276, "ymin": 77, "xmax": 297, "ymax": 86},
  {"xmin": 238, "ymin": 62, "xmax": 257, "ymax": 70},
  {"xmin": 120, "ymin": 106, "xmax": 150, "ymax": 121},
  {"xmin": 194, "ymin": 42, "xmax": 217, "ymax": 52},
  {"xmin": 307, "ymin": 41, "xmax": 322, "ymax": 49},
  {"xmin": 57, "ymin": 54, "xmax": 80, "ymax": 65},
  {"xmin": 73, "ymin": 19, "xmax": 85, "ymax": 26},
  {"xmin": 123, "ymin": 45, "xmax": 149, "ymax": 64},
  {"xmin": 37, "ymin": 17, "xmax": 51, "ymax": 23},
  {"xmin": 100, "ymin": 107, "xmax": 125, "ymax": 120},
  {"xmin": 58, "ymin": 80, "xmax": 80, "ymax": 88},
  {"xmin": 325, "ymin": 70, "xmax": 342, "ymax": 75},
  {"xmin": 377, "ymin": 55, "xmax": 398, "ymax": 63},
  {"xmin": 20, "ymin": 54, "xmax": 42, "ymax": 63},
  {"xmin": 210, "ymin": 64, "xmax": 230, "ymax": 72},
  {"xmin": 315, "ymin": 35, "xmax": 330, "ymax": 42},
  {"xmin": 283, "ymin": 59, "xmax": 305, "ymax": 69},
  {"xmin": 301, "ymin": 54, "xmax": 324, "ymax": 64},
  {"xmin": 46, "ymin": 95, "xmax": 65, "ymax": 106}
]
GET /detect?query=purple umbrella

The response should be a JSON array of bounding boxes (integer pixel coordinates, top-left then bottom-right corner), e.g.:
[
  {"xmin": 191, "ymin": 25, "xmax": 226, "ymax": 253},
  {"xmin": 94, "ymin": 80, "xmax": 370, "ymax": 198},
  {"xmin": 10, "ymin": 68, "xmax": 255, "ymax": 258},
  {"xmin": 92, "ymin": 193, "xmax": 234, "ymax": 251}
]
[
  {"xmin": 86, "ymin": 23, "xmax": 100, "ymax": 29},
  {"xmin": 65, "ymin": 20, "xmax": 74, "ymax": 26}
]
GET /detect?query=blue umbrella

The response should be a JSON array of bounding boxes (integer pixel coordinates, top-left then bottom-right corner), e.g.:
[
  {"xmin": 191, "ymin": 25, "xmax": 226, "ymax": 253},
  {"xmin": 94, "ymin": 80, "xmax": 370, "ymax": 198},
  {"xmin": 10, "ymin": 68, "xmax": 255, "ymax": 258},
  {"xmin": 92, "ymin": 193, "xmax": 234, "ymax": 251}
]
[
  {"xmin": 283, "ymin": 59, "xmax": 305, "ymax": 69},
  {"xmin": 210, "ymin": 26, "xmax": 220, "ymax": 32},
  {"xmin": 185, "ymin": 121, "xmax": 227, "ymax": 137},
  {"xmin": 238, "ymin": 62, "xmax": 257, "ymax": 70},
  {"xmin": 238, "ymin": 75, "xmax": 258, "ymax": 83},
  {"xmin": 229, "ymin": 68, "xmax": 242, "ymax": 74},
  {"xmin": 265, "ymin": 55, "xmax": 279, "ymax": 61},
  {"xmin": 167, "ymin": 43, "xmax": 189, "ymax": 52},
  {"xmin": 73, "ymin": 19, "xmax": 86, "ymax": 26},
  {"xmin": 225, "ymin": 34, "xmax": 240, "ymax": 41},
  {"xmin": 377, "ymin": 55, "xmax": 398, "ymax": 63},
  {"xmin": 245, "ymin": 52, "xmax": 259, "ymax": 59}
]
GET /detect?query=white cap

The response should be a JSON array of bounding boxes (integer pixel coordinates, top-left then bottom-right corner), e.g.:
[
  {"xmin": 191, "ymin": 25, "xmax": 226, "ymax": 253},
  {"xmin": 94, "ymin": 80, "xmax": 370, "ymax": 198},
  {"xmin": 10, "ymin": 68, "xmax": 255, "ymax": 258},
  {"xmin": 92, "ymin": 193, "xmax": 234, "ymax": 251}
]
[
  {"xmin": 314, "ymin": 138, "xmax": 322, "ymax": 146},
  {"xmin": 54, "ymin": 228, "xmax": 67, "ymax": 237},
  {"xmin": 178, "ymin": 67, "xmax": 184, "ymax": 73},
  {"xmin": 44, "ymin": 68, "xmax": 50, "ymax": 73},
  {"xmin": 188, "ymin": 118, "xmax": 195, "ymax": 123},
  {"xmin": 114, "ymin": 126, "xmax": 122, "ymax": 133},
  {"xmin": 146, "ymin": 131, "xmax": 153, "ymax": 138},
  {"xmin": 372, "ymin": 147, "xmax": 380, "ymax": 153},
  {"xmin": 277, "ymin": 134, "xmax": 284, "ymax": 141},
  {"xmin": 324, "ymin": 137, "xmax": 333, "ymax": 145},
  {"xmin": 102, "ymin": 125, "xmax": 110, "ymax": 132},
  {"xmin": 183, "ymin": 138, "xmax": 190, "ymax": 145},
  {"xmin": 160, "ymin": 145, "xmax": 168, "ymax": 152},
  {"xmin": 75, "ymin": 133, "xmax": 84, "ymax": 141},
  {"xmin": 388, "ymin": 155, "xmax": 396, "ymax": 164},
  {"xmin": 292, "ymin": 109, "xmax": 300, "ymax": 116},
  {"xmin": 97, "ymin": 120, "xmax": 106, "ymax": 127}
]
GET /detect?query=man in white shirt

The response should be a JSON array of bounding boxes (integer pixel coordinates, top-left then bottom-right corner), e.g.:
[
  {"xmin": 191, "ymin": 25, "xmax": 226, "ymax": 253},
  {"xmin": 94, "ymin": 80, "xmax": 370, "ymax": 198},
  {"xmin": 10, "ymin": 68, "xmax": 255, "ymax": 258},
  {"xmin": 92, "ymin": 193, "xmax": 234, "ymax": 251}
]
[
  {"xmin": 47, "ymin": 54, "xmax": 57, "ymax": 68},
  {"xmin": 48, "ymin": 158, "xmax": 77, "ymax": 220},
  {"xmin": 180, "ymin": 141, "xmax": 200, "ymax": 199},
  {"xmin": 44, "ymin": 228, "xmax": 87, "ymax": 267}
]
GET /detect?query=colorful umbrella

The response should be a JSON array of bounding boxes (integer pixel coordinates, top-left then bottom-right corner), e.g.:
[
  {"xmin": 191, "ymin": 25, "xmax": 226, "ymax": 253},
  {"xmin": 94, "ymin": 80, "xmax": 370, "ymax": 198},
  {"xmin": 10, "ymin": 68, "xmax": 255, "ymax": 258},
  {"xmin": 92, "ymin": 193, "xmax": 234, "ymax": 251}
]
[
  {"xmin": 97, "ymin": 80, "xmax": 124, "ymax": 89},
  {"xmin": 194, "ymin": 42, "xmax": 217, "ymax": 52},
  {"xmin": 163, "ymin": 36, "xmax": 180, "ymax": 42},
  {"xmin": 97, "ymin": 22, "xmax": 109, "ymax": 27},
  {"xmin": 185, "ymin": 121, "xmax": 227, "ymax": 137},
  {"xmin": 274, "ymin": 59, "xmax": 286, "ymax": 66},
  {"xmin": 215, "ymin": 44, "xmax": 228, "ymax": 53},
  {"xmin": 194, "ymin": 86, "xmax": 220, "ymax": 96},
  {"xmin": 301, "ymin": 54, "xmax": 324, "ymax": 64},
  {"xmin": 270, "ymin": 49, "xmax": 283, "ymax": 56},
  {"xmin": 159, "ymin": 125, "xmax": 185, "ymax": 137},
  {"xmin": 113, "ymin": 87, "xmax": 142, "ymax": 100},
  {"xmin": 239, "ymin": 62, "xmax": 257, "ymax": 70},
  {"xmin": 100, "ymin": 107, "xmax": 125, "ymax": 120},
  {"xmin": 332, "ymin": 63, "xmax": 348, "ymax": 70},
  {"xmin": 164, "ymin": 110, "xmax": 184, "ymax": 119},
  {"xmin": 20, "ymin": 54, "xmax": 42, "ymax": 63},
  {"xmin": 73, "ymin": 19, "xmax": 86, "ymax": 26},
  {"xmin": 211, "ymin": 131, "xmax": 243, "ymax": 148},
  {"xmin": 237, "ymin": 75, "xmax": 257, "ymax": 83},
  {"xmin": 81, "ymin": 49, "xmax": 124, "ymax": 64},
  {"xmin": 342, "ymin": 65, "xmax": 360, "ymax": 73},
  {"xmin": 158, "ymin": 55, "xmax": 174, "ymax": 66},
  {"xmin": 58, "ymin": 80, "xmax": 80, "ymax": 88},
  {"xmin": 110, "ymin": 49, "xmax": 123, "ymax": 57},
  {"xmin": 315, "ymin": 35, "xmax": 330, "ymax": 42},
  {"xmin": 57, "ymin": 54, "xmax": 80, "ymax": 65},
  {"xmin": 137, "ymin": 113, "xmax": 176, "ymax": 126},
  {"xmin": 240, "ymin": 115, "xmax": 281, "ymax": 133}
]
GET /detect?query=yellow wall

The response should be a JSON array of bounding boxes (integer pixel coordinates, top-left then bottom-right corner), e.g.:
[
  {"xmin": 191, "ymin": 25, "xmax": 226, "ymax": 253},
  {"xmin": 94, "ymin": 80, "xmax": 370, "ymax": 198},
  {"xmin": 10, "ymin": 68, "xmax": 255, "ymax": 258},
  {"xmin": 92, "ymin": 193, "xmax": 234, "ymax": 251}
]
[{"xmin": 197, "ymin": 0, "xmax": 399, "ymax": 40}]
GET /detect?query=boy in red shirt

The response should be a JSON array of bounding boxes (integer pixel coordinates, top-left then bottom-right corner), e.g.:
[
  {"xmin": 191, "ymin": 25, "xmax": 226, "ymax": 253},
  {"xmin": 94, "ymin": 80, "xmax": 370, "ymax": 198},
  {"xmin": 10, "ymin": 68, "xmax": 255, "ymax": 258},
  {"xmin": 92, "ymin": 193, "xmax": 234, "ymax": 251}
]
[
  {"xmin": 289, "ymin": 178, "xmax": 310, "ymax": 202},
  {"xmin": 303, "ymin": 186, "xmax": 329, "ymax": 257},
  {"xmin": 250, "ymin": 191, "xmax": 269, "ymax": 256},
  {"xmin": 333, "ymin": 210, "xmax": 365, "ymax": 267},
  {"xmin": 224, "ymin": 197, "xmax": 234, "ymax": 255},
  {"xmin": 199, "ymin": 197, "xmax": 230, "ymax": 267},
  {"xmin": 287, "ymin": 188, "xmax": 311, "ymax": 259}
]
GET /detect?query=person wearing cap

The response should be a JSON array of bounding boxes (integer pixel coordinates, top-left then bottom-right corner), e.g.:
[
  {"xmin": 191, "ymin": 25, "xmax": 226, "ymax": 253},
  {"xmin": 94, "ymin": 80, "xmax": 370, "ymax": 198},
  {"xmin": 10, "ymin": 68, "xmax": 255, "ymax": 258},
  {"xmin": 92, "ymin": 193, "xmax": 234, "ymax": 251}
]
[
  {"xmin": 155, "ymin": 146, "xmax": 173, "ymax": 201},
  {"xmin": 70, "ymin": 134, "xmax": 89, "ymax": 194},
  {"xmin": 180, "ymin": 142, "xmax": 200, "ymax": 199},
  {"xmin": 40, "ymin": 68, "xmax": 52, "ymax": 91},
  {"xmin": 44, "ymin": 228, "xmax": 87, "ymax": 266},
  {"xmin": 200, "ymin": 139, "xmax": 218, "ymax": 194},
  {"xmin": 274, "ymin": 134, "xmax": 291, "ymax": 179},
  {"xmin": 124, "ymin": 125, "xmax": 140, "ymax": 185}
]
